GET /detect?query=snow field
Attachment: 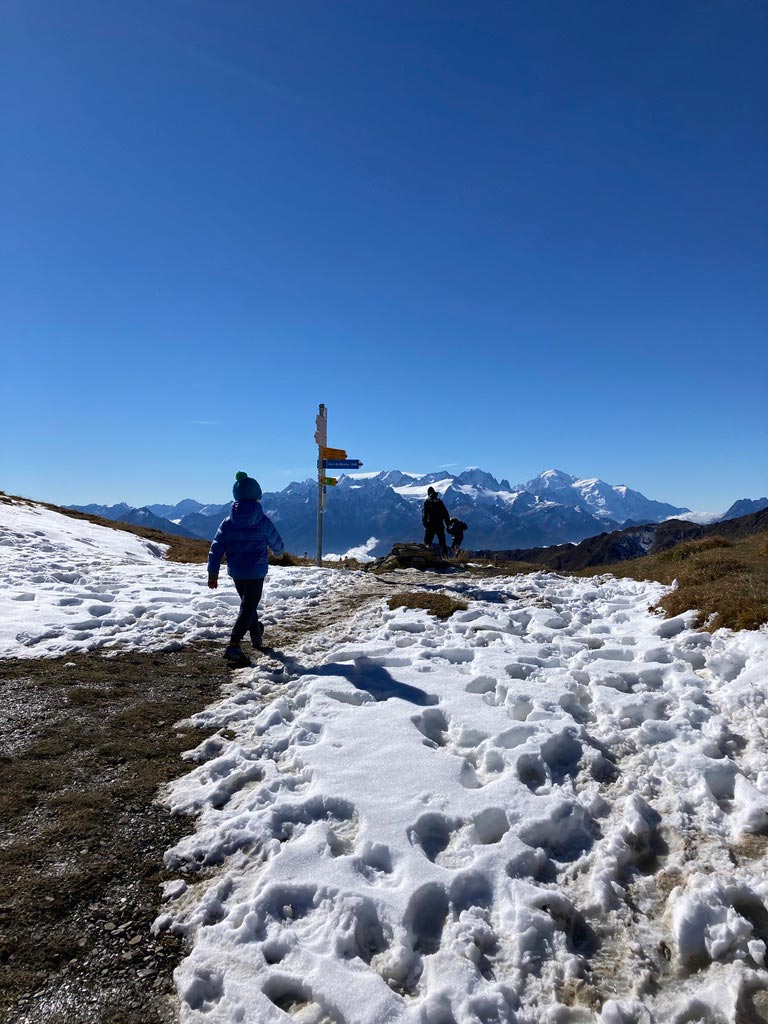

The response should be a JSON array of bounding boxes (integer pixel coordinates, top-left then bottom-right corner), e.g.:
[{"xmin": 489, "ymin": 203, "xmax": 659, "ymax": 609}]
[
  {"xmin": 0, "ymin": 501, "xmax": 360, "ymax": 658},
  {"xmin": 158, "ymin": 573, "xmax": 768, "ymax": 1023}
]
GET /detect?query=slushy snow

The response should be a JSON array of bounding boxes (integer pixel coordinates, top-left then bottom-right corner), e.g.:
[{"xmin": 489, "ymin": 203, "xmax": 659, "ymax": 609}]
[
  {"xmin": 0, "ymin": 499, "xmax": 355, "ymax": 659},
  {"xmin": 156, "ymin": 578, "xmax": 768, "ymax": 1021},
  {"xmin": 3, "ymin": 497, "xmax": 768, "ymax": 1022}
]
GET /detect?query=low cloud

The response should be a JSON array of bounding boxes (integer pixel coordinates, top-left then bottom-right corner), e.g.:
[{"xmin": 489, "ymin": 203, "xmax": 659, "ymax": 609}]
[{"xmin": 325, "ymin": 537, "xmax": 379, "ymax": 563}]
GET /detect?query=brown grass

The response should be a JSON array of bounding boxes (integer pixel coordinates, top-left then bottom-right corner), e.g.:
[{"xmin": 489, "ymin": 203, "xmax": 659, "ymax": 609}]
[
  {"xmin": 582, "ymin": 531, "xmax": 768, "ymax": 631},
  {"xmin": 0, "ymin": 647, "xmax": 224, "ymax": 1021},
  {"xmin": 387, "ymin": 591, "xmax": 469, "ymax": 619},
  {"xmin": 657, "ymin": 535, "xmax": 734, "ymax": 561}
]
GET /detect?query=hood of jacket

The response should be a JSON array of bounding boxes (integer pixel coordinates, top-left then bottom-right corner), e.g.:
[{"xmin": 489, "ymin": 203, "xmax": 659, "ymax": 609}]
[{"xmin": 230, "ymin": 499, "xmax": 265, "ymax": 527}]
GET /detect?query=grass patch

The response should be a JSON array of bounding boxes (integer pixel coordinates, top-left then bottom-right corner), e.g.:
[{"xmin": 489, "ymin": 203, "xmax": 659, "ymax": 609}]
[
  {"xmin": 67, "ymin": 685, "xmax": 113, "ymax": 705},
  {"xmin": 657, "ymin": 535, "xmax": 733, "ymax": 562},
  {"xmin": 387, "ymin": 591, "xmax": 469, "ymax": 619},
  {"xmin": 271, "ymin": 551, "xmax": 314, "ymax": 567},
  {"xmin": 582, "ymin": 531, "xmax": 768, "ymax": 631}
]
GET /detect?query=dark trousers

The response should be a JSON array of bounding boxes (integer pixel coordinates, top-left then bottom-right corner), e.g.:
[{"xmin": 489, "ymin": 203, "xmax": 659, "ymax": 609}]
[
  {"xmin": 424, "ymin": 524, "xmax": 448, "ymax": 556},
  {"xmin": 449, "ymin": 531, "xmax": 464, "ymax": 554},
  {"xmin": 231, "ymin": 578, "xmax": 265, "ymax": 644}
]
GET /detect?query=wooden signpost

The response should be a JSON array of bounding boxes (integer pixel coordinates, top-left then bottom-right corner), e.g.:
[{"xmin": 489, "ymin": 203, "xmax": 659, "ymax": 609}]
[{"xmin": 314, "ymin": 404, "xmax": 363, "ymax": 565}]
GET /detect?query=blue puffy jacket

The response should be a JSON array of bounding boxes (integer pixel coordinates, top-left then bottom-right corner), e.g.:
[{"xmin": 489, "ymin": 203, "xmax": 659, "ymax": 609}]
[{"xmin": 207, "ymin": 500, "xmax": 285, "ymax": 580}]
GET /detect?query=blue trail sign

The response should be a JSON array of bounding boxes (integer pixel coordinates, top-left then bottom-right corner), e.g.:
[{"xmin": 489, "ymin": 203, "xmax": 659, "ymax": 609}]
[{"xmin": 323, "ymin": 459, "xmax": 363, "ymax": 470}]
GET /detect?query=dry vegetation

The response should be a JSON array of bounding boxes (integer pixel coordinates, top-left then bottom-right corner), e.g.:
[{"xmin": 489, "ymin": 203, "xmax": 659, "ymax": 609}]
[
  {"xmin": 449, "ymin": 551, "xmax": 543, "ymax": 575},
  {"xmin": 0, "ymin": 647, "xmax": 224, "ymax": 1023},
  {"xmin": 387, "ymin": 591, "xmax": 469, "ymax": 619},
  {"xmin": 582, "ymin": 533, "xmax": 768, "ymax": 631}
]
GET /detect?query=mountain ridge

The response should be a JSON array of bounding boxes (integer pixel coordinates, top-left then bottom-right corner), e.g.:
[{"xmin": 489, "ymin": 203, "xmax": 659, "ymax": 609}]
[
  {"xmin": 69, "ymin": 467, "xmax": 690, "ymax": 556},
  {"xmin": 472, "ymin": 507, "xmax": 768, "ymax": 572}
]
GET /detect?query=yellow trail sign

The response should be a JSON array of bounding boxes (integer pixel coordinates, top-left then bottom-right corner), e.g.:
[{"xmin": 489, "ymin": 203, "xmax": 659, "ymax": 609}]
[
  {"xmin": 321, "ymin": 446, "xmax": 347, "ymax": 460},
  {"xmin": 323, "ymin": 477, "xmax": 338, "ymax": 486}
]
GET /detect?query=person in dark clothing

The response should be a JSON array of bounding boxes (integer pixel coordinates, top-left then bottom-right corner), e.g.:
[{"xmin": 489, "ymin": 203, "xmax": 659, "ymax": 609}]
[
  {"xmin": 446, "ymin": 518, "xmax": 468, "ymax": 557},
  {"xmin": 208, "ymin": 471, "xmax": 285, "ymax": 666},
  {"xmin": 422, "ymin": 486, "xmax": 451, "ymax": 557}
]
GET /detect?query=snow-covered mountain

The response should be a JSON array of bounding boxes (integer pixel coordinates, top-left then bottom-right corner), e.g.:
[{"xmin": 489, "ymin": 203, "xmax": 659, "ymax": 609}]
[
  {"xmin": 521, "ymin": 468, "xmax": 687, "ymax": 524},
  {"xmin": 71, "ymin": 468, "xmax": 689, "ymax": 557}
]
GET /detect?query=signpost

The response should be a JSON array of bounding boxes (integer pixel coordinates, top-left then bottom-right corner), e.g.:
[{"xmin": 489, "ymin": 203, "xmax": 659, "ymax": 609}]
[{"xmin": 314, "ymin": 404, "xmax": 362, "ymax": 565}]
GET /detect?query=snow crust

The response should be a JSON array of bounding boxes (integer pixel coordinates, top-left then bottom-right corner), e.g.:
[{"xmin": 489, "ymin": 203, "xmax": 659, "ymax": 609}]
[
  {"xmin": 156, "ymin": 570, "xmax": 768, "ymax": 1022},
  {"xmin": 0, "ymin": 501, "xmax": 355, "ymax": 658}
]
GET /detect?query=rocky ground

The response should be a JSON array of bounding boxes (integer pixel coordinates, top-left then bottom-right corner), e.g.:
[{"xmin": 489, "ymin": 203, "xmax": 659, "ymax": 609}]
[{"xmin": 0, "ymin": 646, "xmax": 225, "ymax": 1024}]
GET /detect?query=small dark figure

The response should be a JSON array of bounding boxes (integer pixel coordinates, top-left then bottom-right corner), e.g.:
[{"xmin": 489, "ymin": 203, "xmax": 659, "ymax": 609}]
[
  {"xmin": 207, "ymin": 471, "xmax": 285, "ymax": 666},
  {"xmin": 447, "ymin": 518, "xmax": 468, "ymax": 557},
  {"xmin": 422, "ymin": 486, "xmax": 451, "ymax": 557}
]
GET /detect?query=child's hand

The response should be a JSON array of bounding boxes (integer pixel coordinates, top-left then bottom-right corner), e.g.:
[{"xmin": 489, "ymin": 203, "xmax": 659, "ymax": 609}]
[{"xmin": 208, "ymin": 576, "xmax": 218, "ymax": 589}]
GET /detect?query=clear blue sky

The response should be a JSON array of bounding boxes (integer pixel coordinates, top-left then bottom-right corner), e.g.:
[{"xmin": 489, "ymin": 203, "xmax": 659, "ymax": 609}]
[{"xmin": 1, "ymin": 1, "xmax": 766, "ymax": 512}]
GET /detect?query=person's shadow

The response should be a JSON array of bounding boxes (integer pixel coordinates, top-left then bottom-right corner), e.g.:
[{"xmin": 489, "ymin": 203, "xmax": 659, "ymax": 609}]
[{"xmin": 261, "ymin": 648, "xmax": 438, "ymax": 707}]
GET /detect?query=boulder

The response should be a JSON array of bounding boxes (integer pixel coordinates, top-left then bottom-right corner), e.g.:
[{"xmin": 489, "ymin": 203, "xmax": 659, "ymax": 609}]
[{"xmin": 373, "ymin": 543, "xmax": 449, "ymax": 572}]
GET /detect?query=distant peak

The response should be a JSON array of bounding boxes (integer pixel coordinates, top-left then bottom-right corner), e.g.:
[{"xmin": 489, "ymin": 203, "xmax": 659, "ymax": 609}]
[
  {"xmin": 526, "ymin": 468, "xmax": 578, "ymax": 490},
  {"xmin": 455, "ymin": 468, "xmax": 501, "ymax": 489},
  {"xmin": 540, "ymin": 468, "xmax": 575, "ymax": 480}
]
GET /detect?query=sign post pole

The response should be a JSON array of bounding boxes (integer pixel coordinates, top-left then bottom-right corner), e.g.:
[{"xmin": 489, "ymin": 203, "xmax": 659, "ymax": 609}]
[
  {"xmin": 314, "ymin": 404, "xmax": 327, "ymax": 565},
  {"xmin": 313, "ymin": 404, "xmax": 362, "ymax": 566}
]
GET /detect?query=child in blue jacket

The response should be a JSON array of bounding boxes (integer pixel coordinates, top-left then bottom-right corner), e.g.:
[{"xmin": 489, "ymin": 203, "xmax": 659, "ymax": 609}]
[{"xmin": 207, "ymin": 471, "xmax": 285, "ymax": 665}]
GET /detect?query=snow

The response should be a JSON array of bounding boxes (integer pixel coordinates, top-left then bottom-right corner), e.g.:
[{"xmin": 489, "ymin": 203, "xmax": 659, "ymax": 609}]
[
  {"xmin": 5, "ymin": 496, "xmax": 768, "ymax": 1021},
  {"xmin": 394, "ymin": 478, "xmax": 454, "ymax": 500},
  {"xmin": 0, "ymin": 500, "xmax": 357, "ymax": 658},
  {"xmin": 347, "ymin": 472, "xmax": 422, "ymax": 482},
  {"xmin": 155, "ymin": 569, "xmax": 768, "ymax": 1022}
]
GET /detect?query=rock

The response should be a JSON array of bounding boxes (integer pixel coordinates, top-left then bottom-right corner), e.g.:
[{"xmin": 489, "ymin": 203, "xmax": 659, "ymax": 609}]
[{"xmin": 374, "ymin": 543, "xmax": 451, "ymax": 572}]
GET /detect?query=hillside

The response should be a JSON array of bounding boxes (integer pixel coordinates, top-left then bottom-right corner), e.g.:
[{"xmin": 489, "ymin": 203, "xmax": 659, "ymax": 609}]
[
  {"xmin": 474, "ymin": 507, "xmax": 768, "ymax": 572},
  {"xmin": 0, "ymin": 492, "xmax": 210, "ymax": 564},
  {"xmin": 580, "ymin": 531, "xmax": 768, "ymax": 631},
  {"xmin": 3, "ymin": 488, "xmax": 768, "ymax": 1023}
]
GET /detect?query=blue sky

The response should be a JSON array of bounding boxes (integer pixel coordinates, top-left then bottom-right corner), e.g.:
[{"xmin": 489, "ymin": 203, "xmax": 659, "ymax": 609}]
[{"xmin": 1, "ymin": 0, "xmax": 765, "ymax": 512}]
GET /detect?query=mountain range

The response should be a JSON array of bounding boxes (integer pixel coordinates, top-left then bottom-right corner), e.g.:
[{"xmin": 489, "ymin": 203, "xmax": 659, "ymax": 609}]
[{"xmin": 70, "ymin": 467, "xmax": 705, "ymax": 556}]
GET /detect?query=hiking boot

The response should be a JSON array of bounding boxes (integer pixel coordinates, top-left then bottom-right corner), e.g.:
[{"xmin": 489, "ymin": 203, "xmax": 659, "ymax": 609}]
[
  {"xmin": 223, "ymin": 644, "xmax": 251, "ymax": 666},
  {"xmin": 250, "ymin": 621, "xmax": 265, "ymax": 649}
]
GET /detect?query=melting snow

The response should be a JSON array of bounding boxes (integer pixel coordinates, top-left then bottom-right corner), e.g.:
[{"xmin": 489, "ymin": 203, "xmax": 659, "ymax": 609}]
[
  {"xmin": 0, "ymin": 500, "xmax": 357, "ymax": 658},
  {"xmin": 156, "ymin": 574, "xmax": 768, "ymax": 1023}
]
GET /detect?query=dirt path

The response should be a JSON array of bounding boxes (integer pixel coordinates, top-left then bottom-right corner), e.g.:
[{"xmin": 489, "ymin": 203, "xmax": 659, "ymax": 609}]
[{"xmin": 0, "ymin": 577, "xmax": 398, "ymax": 1024}]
